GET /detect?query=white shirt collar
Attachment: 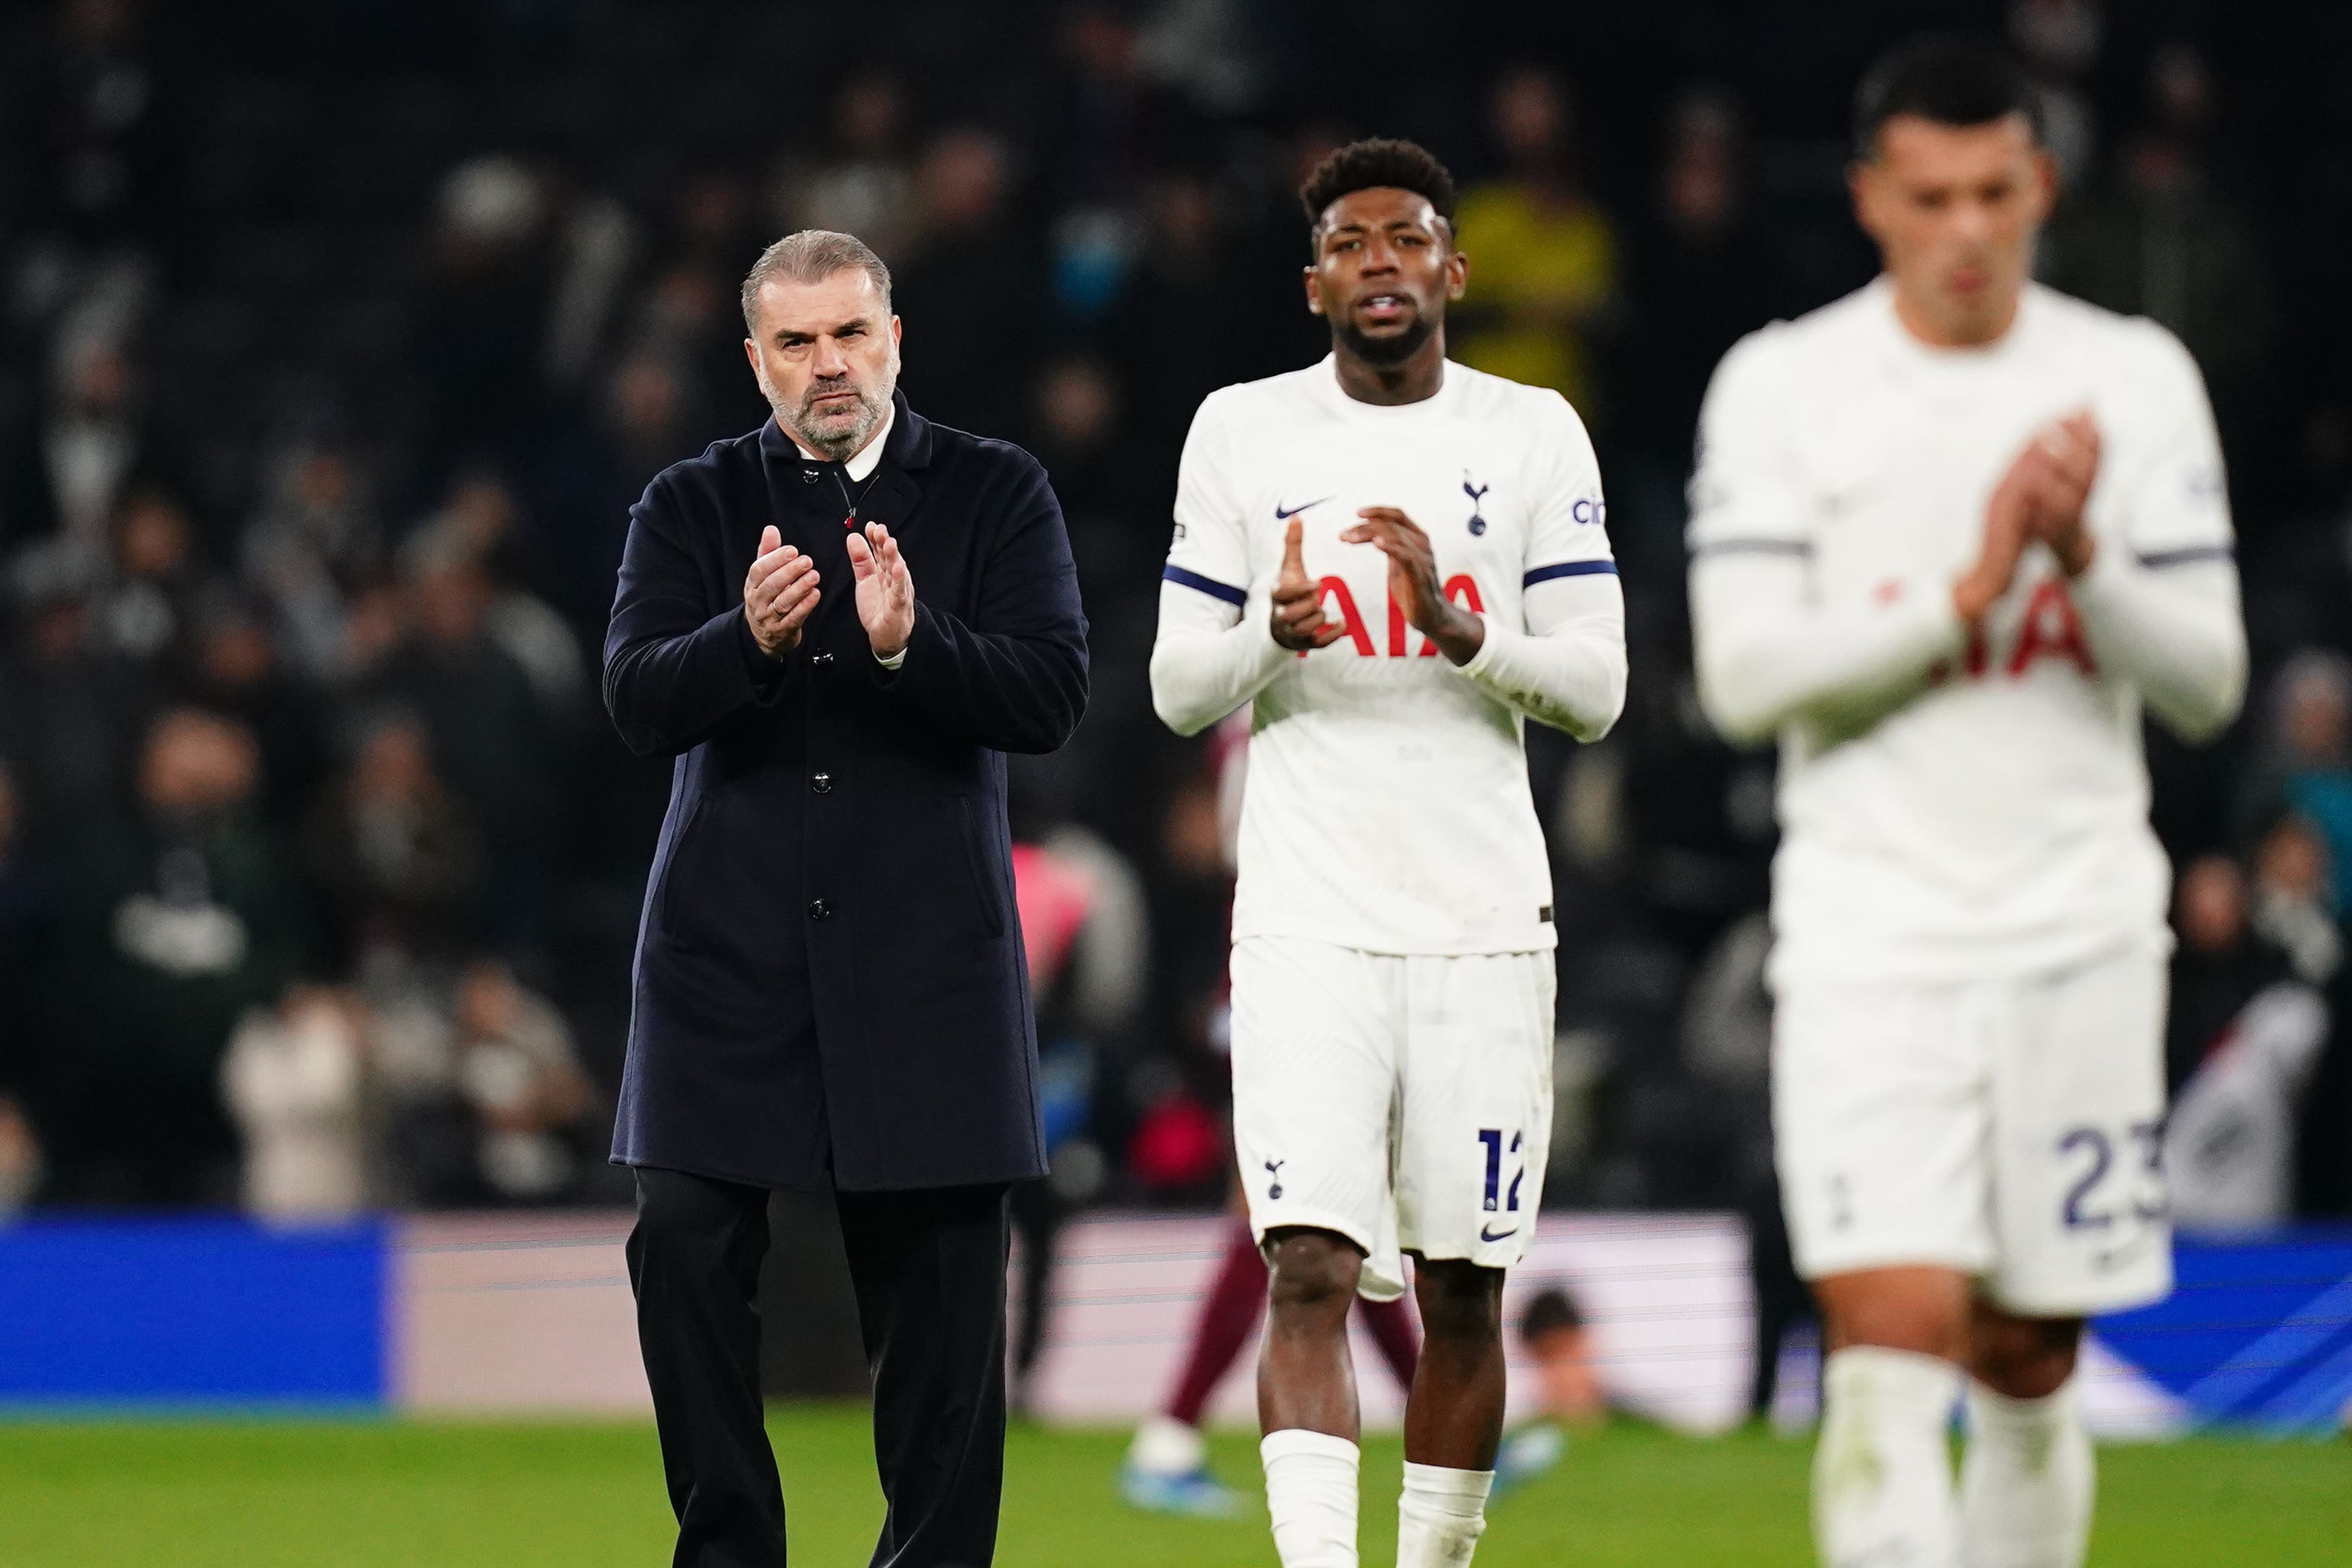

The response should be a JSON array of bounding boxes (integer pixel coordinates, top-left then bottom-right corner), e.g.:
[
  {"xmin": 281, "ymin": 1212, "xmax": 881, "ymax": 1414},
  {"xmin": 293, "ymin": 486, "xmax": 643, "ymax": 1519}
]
[
  {"xmin": 1870, "ymin": 274, "xmax": 2040, "ymax": 366},
  {"xmin": 1318, "ymin": 352, "xmax": 1455, "ymax": 417},
  {"xmin": 782, "ymin": 402, "xmax": 896, "ymax": 482}
]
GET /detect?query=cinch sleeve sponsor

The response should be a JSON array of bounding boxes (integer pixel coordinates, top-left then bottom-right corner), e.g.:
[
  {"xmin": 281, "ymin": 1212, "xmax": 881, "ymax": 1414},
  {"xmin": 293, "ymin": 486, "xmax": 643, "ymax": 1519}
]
[{"xmin": 1520, "ymin": 390, "xmax": 1615, "ymax": 582}]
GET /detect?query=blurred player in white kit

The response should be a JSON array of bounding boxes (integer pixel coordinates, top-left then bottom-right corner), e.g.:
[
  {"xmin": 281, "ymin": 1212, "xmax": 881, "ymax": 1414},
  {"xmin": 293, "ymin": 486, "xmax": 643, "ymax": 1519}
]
[
  {"xmin": 1687, "ymin": 38, "xmax": 2248, "ymax": 1568},
  {"xmin": 1150, "ymin": 138, "xmax": 1627, "ymax": 1567}
]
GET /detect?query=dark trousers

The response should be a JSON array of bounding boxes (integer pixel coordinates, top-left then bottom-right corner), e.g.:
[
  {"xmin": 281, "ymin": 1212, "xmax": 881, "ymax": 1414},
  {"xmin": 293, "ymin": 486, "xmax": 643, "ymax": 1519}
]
[
  {"xmin": 1006, "ymin": 1175, "xmax": 1063, "ymax": 1408},
  {"xmin": 627, "ymin": 1167, "xmax": 1012, "ymax": 1568}
]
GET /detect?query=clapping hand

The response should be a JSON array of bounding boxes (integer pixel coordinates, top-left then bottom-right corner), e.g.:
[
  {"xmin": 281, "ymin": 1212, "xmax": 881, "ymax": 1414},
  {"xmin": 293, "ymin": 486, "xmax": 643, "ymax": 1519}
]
[
  {"xmin": 844, "ymin": 520, "xmax": 915, "ymax": 661},
  {"xmin": 2018, "ymin": 411, "xmax": 2102, "ymax": 577},
  {"xmin": 1269, "ymin": 518, "xmax": 1344, "ymax": 651},
  {"xmin": 744, "ymin": 524, "xmax": 820, "ymax": 657},
  {"xmin": 1341, "ymin": 505, "xmax": 1484, "ymax": 665},
  {"xmin": 1955, "ymin": 411, "xmax": 2103, "ymax": 623}
]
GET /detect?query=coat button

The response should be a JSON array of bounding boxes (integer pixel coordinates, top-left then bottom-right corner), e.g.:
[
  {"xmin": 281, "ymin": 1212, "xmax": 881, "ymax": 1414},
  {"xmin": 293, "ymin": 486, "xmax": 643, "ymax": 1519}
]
[
  {"xmin": 810, "ymin": 651, "xmax": 834, "ymax": 667},
  {"xmin": 811, "ymin": 772, "xmax": 833, "ymax": 794},
  {"xmin": 807, "ymin": 898, "xmax": 831, "ymax": 921}
]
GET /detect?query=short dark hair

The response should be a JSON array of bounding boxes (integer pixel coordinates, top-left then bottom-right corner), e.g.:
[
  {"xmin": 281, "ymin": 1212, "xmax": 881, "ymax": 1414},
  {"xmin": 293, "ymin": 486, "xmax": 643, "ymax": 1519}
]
[
  {"xmin": 1520, "ymin": 1287, "xmax": 1585, "ymax": 1343},
  {"xmin": 1299, "ymin": 137, "xmax": 1457, "ymax": 235},
  {"xmin": 1853, "ymin": 36, "xmax": 2041, "ymax": 160}
]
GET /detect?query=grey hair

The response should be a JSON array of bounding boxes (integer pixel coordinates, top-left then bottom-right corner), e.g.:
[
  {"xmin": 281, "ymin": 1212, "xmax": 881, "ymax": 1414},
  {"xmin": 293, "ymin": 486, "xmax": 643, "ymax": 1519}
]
[{"xmin": 739, "ymin": 230, "xmax": 893, "ymax": 333}]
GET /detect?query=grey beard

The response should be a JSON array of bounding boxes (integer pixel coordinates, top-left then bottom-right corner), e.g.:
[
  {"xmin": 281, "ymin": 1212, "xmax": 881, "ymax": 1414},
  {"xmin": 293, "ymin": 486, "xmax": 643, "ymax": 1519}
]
[{"xmin": 778, "ymin": 381, "xmax": 891, "ymax": 462}]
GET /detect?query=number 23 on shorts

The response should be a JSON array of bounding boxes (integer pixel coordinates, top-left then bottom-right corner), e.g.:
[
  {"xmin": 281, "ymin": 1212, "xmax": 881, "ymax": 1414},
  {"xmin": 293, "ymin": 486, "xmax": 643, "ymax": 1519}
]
[{"xmin": 2057, "ymin": 1119, "xmax": 2165, "ymax": 1231}]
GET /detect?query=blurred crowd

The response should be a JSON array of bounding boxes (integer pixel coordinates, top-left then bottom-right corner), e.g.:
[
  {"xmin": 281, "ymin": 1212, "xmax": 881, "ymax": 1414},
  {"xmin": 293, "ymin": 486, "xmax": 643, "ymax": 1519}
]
[{"xmin": 0, "ymin": 0, "xmax": 2347, "ymax": 1220}]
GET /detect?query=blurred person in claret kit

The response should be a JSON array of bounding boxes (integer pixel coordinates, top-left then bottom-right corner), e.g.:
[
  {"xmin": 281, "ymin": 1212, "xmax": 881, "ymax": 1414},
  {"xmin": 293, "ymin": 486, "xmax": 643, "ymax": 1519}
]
[{"xmin": 603, "ymin": 228, "xmax": 1086, "ymax": 1568}]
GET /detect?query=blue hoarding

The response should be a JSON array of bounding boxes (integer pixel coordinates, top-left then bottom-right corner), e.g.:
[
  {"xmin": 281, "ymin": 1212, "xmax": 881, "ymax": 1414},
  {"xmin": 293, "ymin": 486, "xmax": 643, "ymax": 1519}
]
[{"xmin": 0, "ymin": 1218, "xmax": 387, "ymax": 1407}]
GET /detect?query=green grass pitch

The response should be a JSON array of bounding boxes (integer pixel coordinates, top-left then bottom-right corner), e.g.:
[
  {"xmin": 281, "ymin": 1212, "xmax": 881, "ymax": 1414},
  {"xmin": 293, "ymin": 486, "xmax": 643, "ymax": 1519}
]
[{"xmin": 0, "ymin": 1406, "xmax": 2343, "ymax": 1565}]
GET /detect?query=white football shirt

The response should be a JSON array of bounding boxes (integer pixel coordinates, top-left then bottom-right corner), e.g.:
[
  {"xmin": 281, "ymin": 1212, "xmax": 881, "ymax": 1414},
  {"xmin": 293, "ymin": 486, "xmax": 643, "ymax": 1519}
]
[
  {"xmin": 1688, "ymin": 279, "xmax": 2248, "ymax": 986},
  {"xmin": 1149, "ymin": 355, "xmax": 1627, "ymax": 956}
]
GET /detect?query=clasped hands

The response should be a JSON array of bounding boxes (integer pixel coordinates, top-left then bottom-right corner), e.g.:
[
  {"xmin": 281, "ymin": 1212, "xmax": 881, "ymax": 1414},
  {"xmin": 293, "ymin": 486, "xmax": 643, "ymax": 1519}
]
[
  {"xmin": 1268, "ymin": 508, "xmax": 1486, "ymax": 666},
  {"xmin": 744, "ymin": 522, "xmax": 915, "ymax": 663},
  {"xmin": 1953, "ymin": 410, "xmax": 2103, "ymax": 625}
]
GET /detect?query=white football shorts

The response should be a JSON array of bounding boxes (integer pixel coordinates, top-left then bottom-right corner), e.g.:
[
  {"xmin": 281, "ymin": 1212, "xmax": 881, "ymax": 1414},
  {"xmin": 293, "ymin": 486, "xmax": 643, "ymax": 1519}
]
[
  {"xmin": 1229, "ymin": 935, "xmax": 1556, "ymax": 1301},
  {"xmin": 1774, "ymin": 943, "xmax": 2173, "ymax": 1318}
]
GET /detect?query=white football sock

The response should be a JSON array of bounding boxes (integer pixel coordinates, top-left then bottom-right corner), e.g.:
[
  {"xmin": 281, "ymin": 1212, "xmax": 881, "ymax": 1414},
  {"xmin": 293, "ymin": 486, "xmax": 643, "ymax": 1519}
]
[
  {"xmin": 1959, "ymin": 1378, "xmax": 2094, "ymax": 1568},
  {"xmin": 1815, "ymin": 1346, "xmax": 1963, "ymax": 1568},
  {"xmin": 1129, "ymin": 1415, "xmax": 1207, "ymax": 1476},
  {"xmin": 1261, "ymin": 1428, "xmax": 1360, "ymax": 1568},
  {"xmin": 1396, "ymin": 1461, "xmax": 1494, "ymax": 1567}
]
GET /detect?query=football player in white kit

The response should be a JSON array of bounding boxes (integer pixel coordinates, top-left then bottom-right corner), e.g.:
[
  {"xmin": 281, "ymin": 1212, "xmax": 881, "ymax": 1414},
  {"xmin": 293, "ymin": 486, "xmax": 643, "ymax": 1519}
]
[
  {"xmin": 1687, "ymin": 40, "xmax": 2247, "ymax": 1568},
  {"xmin": 1149, "ymin": 139, "xmax": 1627, "ymax": 1568}
]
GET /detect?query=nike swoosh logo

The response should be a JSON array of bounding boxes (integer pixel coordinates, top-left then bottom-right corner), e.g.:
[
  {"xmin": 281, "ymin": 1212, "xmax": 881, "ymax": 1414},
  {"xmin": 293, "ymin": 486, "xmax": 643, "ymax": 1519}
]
[
  {"xmin": 1274, "ymin": 497, "xmax": 1333, "ymax": 520},
  {"xmin": 1480, "ymin": 1223, "xmax": 1519, "ymax": 1243},
  {"xmin": 2093, "ymin": 1232, "xmax": 2158, "ymax": 1273}
]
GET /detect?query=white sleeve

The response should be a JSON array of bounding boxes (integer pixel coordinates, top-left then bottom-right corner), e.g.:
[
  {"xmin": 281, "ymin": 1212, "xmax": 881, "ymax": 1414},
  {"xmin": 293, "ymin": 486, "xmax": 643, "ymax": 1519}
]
[
  {"xmin": 1149, "ymin": 396, "xmax": 1289, "ymax": 737},
  {"xmin": 2070, "ymin": 327, "xmax": 2248, "ymax": 741},
  {"xmin": 1458, "ymin": 392, "xmax": 1627, "ymax": 739},
  {"xmin": 1685, "ymin": 329, "xmax": 1964, "ymax": 745}
]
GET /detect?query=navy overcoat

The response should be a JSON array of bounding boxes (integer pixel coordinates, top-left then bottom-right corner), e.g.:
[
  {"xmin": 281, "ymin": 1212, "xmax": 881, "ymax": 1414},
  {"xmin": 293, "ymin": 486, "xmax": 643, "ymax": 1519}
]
[{"xmin": 603, "ymin": 394, "xmax": 1088, "ymax": 1192}]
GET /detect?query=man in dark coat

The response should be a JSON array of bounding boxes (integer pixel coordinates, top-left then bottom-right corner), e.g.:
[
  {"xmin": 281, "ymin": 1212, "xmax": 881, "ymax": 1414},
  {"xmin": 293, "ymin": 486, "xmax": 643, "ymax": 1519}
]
[{"xmin": 602, "ymin": 229, "xmax": 1087, "ymax": 1568}]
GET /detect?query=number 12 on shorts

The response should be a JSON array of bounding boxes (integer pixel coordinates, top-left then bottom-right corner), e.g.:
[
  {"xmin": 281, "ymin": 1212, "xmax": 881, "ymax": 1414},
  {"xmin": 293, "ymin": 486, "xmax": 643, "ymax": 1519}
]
[{"xmin": 1479, "ymin": 1129, "xmax": 1525, "ymax": 1214}]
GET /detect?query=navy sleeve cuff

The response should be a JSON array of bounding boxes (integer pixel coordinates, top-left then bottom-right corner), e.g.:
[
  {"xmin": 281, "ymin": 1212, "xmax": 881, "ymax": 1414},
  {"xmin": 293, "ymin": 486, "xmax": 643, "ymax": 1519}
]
[{"xmin": 735, "ymin": 606, "xmax": 793, "ymax": 702}]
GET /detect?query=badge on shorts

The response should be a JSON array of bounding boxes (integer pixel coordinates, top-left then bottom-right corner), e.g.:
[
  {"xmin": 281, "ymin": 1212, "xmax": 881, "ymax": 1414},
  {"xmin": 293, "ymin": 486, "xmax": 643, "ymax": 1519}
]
[{"xmin": 1538, "ymin": 905, "xmax": 1553, "ymax": 923}]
